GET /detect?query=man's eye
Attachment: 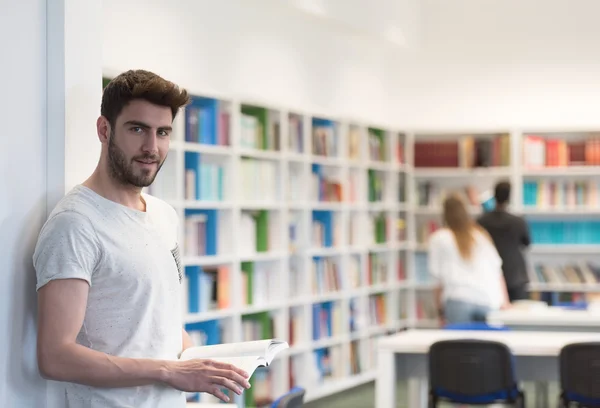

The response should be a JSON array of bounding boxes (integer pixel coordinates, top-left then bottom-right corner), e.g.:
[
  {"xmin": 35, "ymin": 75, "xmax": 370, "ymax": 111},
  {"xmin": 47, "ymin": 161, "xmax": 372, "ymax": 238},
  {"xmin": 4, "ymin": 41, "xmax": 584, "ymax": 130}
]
[
  {"xmin": 131, "ymin": 127, "xmax": 143, "ymax": 133},
  {"xmin": 158, "ymin": 130, "xmax": 169, "ymax": 137}
]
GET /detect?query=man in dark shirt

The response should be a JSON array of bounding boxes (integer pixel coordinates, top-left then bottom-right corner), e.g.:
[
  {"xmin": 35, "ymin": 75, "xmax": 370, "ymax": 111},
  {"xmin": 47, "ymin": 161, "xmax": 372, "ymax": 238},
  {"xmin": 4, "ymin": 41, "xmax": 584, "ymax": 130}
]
[{"xmin": 477, "ymin": 181, "xmax": 531, "ymax": 302}]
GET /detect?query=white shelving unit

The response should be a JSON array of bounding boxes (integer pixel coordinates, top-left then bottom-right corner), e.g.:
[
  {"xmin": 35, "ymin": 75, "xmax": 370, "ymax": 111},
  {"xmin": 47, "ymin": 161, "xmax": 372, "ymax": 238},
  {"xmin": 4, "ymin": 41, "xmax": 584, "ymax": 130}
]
[
  {"xmin": 129, "ymin": 73, "xmax": 600, "ymax": 404},
  {"xmin": 145, "ymin": 91, "xmax": 414, "ymax": 406}
]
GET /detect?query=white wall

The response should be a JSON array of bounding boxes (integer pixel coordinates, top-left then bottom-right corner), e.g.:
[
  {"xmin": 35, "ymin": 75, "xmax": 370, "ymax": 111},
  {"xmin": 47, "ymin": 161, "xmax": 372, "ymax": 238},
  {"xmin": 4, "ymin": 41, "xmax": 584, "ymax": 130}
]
[
  {"xmin": 103, "ymin": 0, "xmax": 600, "ymax": 130},
  {"xmin": 102, "ymin": 0, "xmax": 407, "ymax": 128},
  {"xmin": 401, "ymin": 0, "xmax": 600, "ymax": 129},
  {"xmin": 0, "ymin": 0, "xmax": 48, "ymax": 406}
]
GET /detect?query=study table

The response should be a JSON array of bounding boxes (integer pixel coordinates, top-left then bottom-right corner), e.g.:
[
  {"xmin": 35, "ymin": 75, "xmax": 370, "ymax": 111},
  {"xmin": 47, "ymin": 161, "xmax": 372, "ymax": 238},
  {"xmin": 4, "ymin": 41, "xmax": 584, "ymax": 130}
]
[
  {"xmin": 375, "ymin": 329, "xmax": 600, "ymax": 408},
  {"xmin": 487, "ymin": 306, "xmax": 600, "ymax": 332}
]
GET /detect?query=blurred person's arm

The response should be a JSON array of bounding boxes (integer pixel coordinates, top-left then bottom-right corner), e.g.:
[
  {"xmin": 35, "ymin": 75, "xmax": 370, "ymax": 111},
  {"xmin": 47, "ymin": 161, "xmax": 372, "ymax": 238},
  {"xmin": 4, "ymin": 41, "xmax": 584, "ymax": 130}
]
[{"xmin": 520, "ymin": 217, "xmax": 531, "ymax": 247}]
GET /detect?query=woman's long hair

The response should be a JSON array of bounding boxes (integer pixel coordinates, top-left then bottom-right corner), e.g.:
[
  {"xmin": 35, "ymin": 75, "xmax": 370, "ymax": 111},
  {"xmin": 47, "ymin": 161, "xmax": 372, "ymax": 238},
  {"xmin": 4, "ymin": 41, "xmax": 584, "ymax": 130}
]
[{"xmin": 442, "ymin": 194, "xmax": 481, "ymax": 260}]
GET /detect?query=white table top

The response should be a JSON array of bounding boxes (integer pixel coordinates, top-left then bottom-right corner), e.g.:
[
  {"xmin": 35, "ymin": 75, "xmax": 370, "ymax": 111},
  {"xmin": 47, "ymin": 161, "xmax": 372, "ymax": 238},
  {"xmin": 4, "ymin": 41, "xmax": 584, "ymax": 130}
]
[
  {"xmin": 487, "ymin": 307, "xmax": 600, "ymax": 326},
  {"xmin": 186, "ymin": 403, "xmax": 236, "ymax": 407},
  {"xmin": 378, "ymin": 329, "xmax": 600, "ymax": 356}
]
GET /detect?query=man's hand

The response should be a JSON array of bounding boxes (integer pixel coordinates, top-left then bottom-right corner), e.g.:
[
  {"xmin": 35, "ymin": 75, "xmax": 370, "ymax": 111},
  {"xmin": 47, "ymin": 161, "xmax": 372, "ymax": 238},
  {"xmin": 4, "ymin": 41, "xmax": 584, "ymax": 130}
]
[{"xmin": 162, "ymin": 359, "xmax": 251, "ymax": 403}]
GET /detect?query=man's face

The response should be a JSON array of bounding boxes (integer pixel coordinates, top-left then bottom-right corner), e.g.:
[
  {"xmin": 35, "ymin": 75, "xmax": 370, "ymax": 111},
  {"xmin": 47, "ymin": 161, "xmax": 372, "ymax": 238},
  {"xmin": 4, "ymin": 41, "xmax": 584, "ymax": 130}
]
[{"xmin": 107, "ymin": 99, "xmax": 172, "ymax": 188}]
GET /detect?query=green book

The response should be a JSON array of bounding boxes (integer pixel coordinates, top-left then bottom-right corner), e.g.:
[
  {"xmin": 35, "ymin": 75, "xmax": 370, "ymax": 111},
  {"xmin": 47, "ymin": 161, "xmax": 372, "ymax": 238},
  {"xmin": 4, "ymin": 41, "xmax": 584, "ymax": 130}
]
[
  {"xmin": 255, "ymin": 210, "xmax": 269, "ymax": 252},
  {"xmin": 241, "ymin": 105, "xmax": 268, "ymax": 150},
  {"xmin": 241, "ymin": 262, "xmax": 254, "ymax": 305}
]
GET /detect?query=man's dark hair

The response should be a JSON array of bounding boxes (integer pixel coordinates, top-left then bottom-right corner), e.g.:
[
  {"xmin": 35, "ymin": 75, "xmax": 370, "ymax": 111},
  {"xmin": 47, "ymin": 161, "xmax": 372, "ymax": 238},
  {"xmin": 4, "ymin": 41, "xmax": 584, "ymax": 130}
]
[
  {"xmin": 494, "ymin": 180, "xmax": 511, "ymax": 205},
  {"xmin": 101, "ymin": 69, "xmax": 190, "ymax": 127}
]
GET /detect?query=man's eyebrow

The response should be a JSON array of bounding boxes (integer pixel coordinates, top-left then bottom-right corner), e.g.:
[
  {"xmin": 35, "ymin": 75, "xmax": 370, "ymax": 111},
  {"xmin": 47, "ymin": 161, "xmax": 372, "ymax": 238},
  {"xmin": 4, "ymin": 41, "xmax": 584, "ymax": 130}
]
[
  {"xmin": 123, "ymin": 120, "xmax": 151, "ymax": 129},
  {"xmin": 123, "ymin": 120, "xmax": 172, "ymax": 131}
]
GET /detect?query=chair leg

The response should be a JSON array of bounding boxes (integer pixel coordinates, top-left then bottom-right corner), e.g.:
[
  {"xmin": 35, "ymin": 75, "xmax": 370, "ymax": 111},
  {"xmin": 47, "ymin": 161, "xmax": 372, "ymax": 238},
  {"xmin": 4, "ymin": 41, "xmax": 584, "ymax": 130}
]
[
  {"xmin": 427, "ymin": 393, "xmax": 436, "ymax": 408},
  {"xmin": 557, "ymin": 394, "xmax": 566, "ymax": 408},
  {"xmin": 515, "ymin": 391, "xmax": 525, "ymax": 408}
]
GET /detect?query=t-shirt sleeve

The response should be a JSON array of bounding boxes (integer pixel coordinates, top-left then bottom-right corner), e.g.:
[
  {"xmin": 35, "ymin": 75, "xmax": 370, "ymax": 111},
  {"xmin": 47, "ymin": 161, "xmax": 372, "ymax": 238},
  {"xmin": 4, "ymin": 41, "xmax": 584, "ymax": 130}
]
[{"xmin": 33, "ymin": 211, "xmax": 102, "ymax": 291}]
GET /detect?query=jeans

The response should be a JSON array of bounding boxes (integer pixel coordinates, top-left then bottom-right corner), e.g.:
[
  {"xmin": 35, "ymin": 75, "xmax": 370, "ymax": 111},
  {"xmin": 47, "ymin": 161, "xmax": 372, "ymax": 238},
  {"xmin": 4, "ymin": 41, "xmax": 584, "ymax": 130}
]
[{"xmin": 444, "ymin": 298, "xmax": 491, "ymax": 324}]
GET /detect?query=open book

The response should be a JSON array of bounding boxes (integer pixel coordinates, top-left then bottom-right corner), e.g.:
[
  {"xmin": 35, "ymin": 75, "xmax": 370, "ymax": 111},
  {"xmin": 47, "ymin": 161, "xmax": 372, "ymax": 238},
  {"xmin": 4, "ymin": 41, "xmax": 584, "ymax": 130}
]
[{"xmin": 179, "ymin": 339, "xmax": 289, "ymax": 378}]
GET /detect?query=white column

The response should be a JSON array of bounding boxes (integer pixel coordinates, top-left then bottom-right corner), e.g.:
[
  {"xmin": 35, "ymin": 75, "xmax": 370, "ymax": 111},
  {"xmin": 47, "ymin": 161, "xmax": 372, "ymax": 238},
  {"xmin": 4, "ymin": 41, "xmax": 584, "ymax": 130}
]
[
  {"xmin": 46, "ymin": 0, "xmax": 103, "ymax": 407},
  {"xmin": 47, "ymin": 0, "xmax": 103, "ymax": 212}
]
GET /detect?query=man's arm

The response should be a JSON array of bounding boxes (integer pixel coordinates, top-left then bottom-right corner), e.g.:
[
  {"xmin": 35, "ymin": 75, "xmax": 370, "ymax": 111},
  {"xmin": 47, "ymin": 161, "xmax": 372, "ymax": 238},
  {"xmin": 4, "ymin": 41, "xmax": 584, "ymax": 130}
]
[
  {"xmin": 37, "ymin": 279, "xmax": 250, "ymax": 401},
  {"xmin": 37, "ymin": 279, "xmax": 169, "ymax": 387}
]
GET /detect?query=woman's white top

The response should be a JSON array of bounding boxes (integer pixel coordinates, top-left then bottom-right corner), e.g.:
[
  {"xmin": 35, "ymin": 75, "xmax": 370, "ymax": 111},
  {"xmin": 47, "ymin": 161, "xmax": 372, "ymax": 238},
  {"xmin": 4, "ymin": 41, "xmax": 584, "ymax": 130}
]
[{"xmin": 428, "ymin": 227, "xmax": 503, "ymax": 309}]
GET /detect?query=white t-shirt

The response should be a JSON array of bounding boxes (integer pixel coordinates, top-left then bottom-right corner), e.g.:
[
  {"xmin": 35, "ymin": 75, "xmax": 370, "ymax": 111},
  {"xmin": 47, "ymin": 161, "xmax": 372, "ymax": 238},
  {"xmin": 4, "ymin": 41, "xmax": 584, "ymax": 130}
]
[
  {"xmin": 428, "ymin": 227, "xmax": 504, "ymax": 309},
  {"xmin": 33, "ymin": 185, "xmax": 186, "ymax": 408}
]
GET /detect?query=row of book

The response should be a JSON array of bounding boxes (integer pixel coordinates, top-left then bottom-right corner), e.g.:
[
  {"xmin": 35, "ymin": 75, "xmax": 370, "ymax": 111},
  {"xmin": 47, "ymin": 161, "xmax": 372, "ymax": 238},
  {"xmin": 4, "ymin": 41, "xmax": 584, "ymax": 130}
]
[
  {"xmin": 368, "ymin": 213, "xmax": 387, "ymax": 244},
  {"xmin": 368, "ymin": 294, "xmax": 387, "ymax": 326},
  {"xmin": 311, "ymin": 164, "xmax": 343, "ymax": 202},
  {"xmin": 368, "ymin": 128, "xmax": 387, "ymax": 162},
  {"xmin": 312, "ymin": 301, "xmax": 344, "ymax": 341},
  {"xmin": 529, "ymin": 220, "xmax": 600, "ymax": 244},
  {"xmin": 288, "ymin": 114, "xmax": 304, "ymax": 153},
  {"xmin": 311, "ymin": 257, "xmax": 342, "ymax": 294},
  {"xmin": 287, "ymin": 164, "xmax": 305, "ymax": 202},
  {"xmin": 523, "ymin": 135, "xmax": 600, "ymax": 168},
  {"xmin": 523, "ymin": 179, "xmax": 600, "ymax": 208},
  {"xmin": 239, "ymin": 158, "xmax": 279, "ymax": 202},
  {"xmin": 418, "ymin": 219, "xmax": 600, "ymax": 246},
  {"xmin": 239, "ymin": 210, "xmax": 277, "ymax": 254},
  {"xmin": 182, "ymin": 266, "xmax": 229, "ymax": 314},
  {"xmin": 416, "ymin": 182, "xmax": 480, "ymax": 208},
  {"xmin": 184, "ymin": 162, "xmax": 224, "ymax": 201},
  {"xmin": 312, "ymin": 211, "xmax": 341, "ymax": 248},
  {"xmin": 368, "ymin": 169, "xmax": 385, "ymax": 202},
  {"xmin": 184, "ymin": 152, "xmax": 226, "ymax": 200},
  {"xmin": 367, "ymin": 253, "xmax": 389, "ymax": 285},
  {"xmin": 240, "ymin": 106, "xmax": 280, "ymax": 151},
  {"xmin": 529, "ymin": 262, "xmax": 600, "ymax": 285},
  {"xmin": 288, "ymin": 307, "xmax": 305, "ymax": 346},
  {"xmin": 414, "ymin": 134, "xmax": 511, "ymax": 168},
  {"xmin": 185, "ymin": 98, "xmax": 230, "ymax": 146},
  {"xmin": 241, "ymin": 262, "xmax": 277, "ymax": 306},
  {"xmin": 183, "ymin": 210, "xmax": 224, "ymax": 256},
  {"xmin": 312, "ymin": 118, "xmax": 339, "ymax": 157}
]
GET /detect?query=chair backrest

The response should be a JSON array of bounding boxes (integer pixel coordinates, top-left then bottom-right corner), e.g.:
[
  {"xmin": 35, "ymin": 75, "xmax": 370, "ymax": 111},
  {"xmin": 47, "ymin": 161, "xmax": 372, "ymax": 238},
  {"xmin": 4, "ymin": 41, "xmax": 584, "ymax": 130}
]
[
  {"xmin": 428, "ymin": 339, "xmax": 516, "ymax": 397},
  {"xmin": 271, "ymin": 387, "xmax": 305, "ymax": 408},
  {"xmin": 559, "ymin": 342, "xmax": 600, "ymax": 402},
  {"xmin": 444, "ymin": 322, "xmax": 508, "ymax": 331}
]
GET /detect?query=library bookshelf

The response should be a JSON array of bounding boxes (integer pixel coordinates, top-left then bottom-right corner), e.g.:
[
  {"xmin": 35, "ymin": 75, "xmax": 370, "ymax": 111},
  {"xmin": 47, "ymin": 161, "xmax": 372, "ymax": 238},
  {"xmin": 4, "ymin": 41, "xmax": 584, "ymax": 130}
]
[
  {"xmin": 410, "ymin": 129, "xmax": 600, "ymax": 316},
  {"xmin": 102, "ymin": 76, "xmax": 600, "ymax": 406},
  {"xmin": 142, "ymin": 90, "xmax": 414, "ymax": 406}
]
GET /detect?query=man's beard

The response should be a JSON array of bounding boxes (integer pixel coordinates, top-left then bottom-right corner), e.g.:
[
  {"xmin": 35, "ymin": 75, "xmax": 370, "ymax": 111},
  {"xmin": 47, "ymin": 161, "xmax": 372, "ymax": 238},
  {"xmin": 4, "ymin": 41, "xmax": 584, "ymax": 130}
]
[{"xmin": 107, "ymin": 131, "xmax": 164, "ymax": 188}]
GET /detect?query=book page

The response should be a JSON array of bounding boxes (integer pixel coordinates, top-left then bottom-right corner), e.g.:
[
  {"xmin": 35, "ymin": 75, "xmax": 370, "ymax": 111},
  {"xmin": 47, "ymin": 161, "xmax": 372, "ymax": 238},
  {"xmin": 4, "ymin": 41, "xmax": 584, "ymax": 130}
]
[{"xmin": 180, "ymin": 339, "xmax": 273, "ymax": 361}]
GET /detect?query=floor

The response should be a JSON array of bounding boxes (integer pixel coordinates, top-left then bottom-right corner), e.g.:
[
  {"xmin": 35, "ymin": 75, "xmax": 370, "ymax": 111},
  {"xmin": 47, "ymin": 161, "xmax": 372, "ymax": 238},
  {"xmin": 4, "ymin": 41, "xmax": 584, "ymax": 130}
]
[{"xmin": 304, "ymin": 381, "xmax": 560, "ymax": 408}]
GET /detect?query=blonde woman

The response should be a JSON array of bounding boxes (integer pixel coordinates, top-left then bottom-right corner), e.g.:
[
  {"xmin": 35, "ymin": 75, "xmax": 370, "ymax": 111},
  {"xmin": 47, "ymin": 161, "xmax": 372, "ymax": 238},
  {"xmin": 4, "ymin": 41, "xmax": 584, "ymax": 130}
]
[{"xmin": 428, "ymin": 194, "xmax": 511, "ymax": 324}]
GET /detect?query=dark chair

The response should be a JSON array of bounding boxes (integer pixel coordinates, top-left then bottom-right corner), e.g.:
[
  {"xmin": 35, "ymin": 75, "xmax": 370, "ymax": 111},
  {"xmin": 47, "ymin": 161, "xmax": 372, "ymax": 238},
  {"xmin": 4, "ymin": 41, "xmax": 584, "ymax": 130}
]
[
  {"xmin": 558, "ymin": 342, "xmax": 600, "ymax": 408},
  {"xmin": 271, "ymin": 386, "xmax": 305, "ymax": 408},
  {"xmin": 428, "ymin": 339, "xmax": 525, "ymax": 408}
]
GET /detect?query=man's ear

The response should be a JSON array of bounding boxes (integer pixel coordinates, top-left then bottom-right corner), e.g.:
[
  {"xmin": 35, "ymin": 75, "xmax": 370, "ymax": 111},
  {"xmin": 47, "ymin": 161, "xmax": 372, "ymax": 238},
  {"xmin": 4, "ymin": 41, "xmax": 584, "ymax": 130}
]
[{"xmin": 97, "ymin": 116, "xmax": 111, "ymax": 144}]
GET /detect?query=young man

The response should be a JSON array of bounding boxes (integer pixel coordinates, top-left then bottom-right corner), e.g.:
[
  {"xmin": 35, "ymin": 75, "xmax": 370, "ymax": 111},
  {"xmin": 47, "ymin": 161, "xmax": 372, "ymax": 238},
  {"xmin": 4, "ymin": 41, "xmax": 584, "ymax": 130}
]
[
  {"xmin": 33, "ymin": 70, "xmax": 249, "ymax": 407},
  {"xmin": 477, "ymin": 181, "xmax": 532, "ymax": 302}
]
